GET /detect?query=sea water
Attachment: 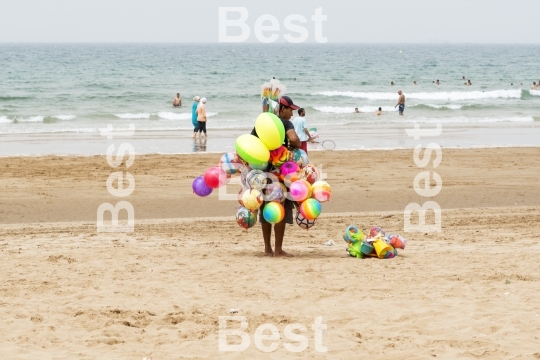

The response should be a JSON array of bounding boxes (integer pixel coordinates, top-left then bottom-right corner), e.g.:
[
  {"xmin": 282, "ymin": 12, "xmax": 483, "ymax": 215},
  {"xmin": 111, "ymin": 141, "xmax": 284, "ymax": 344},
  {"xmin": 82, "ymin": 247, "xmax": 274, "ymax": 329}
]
[{"xmin": 1, "ymin": 44, "xmax": 539, "ymax": 155}]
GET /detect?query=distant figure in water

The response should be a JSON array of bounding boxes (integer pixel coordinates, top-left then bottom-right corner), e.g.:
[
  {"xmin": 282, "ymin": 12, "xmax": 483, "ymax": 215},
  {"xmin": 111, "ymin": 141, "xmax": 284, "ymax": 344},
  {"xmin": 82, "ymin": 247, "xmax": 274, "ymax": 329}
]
[
  {"xmin": 194, "ymin": 97, "xmax": 207, "ymax": 138},
  {"xmin": 435, "ymin": 80, "xmax": 440, "ymax": 85},
  {"xmin": 293, "ymin": 77, "xmax": 297, "ymax": 81},
  {"xmin": 375, "ymin": 107, "xmax": 382, "ymax": 116},
  {"xmin": 532, "ymin": 82, "xmax": 537, "ymax": 90},
  {"xmin": 413, "ymin": 81, "xmax": 417, "ymax": 86},
  {"xmin": 467, "ymin": 80, "xmax": 472, "ymax": 86},
  {"xmin": 354, "ymin": 108, "xmax": 360, "ymax": 113},
  {"xmin": 390, "ymin": 81, "xmax": 395, "ymax": 86},
  {"xmin": 173, "ymin": 93, "xmax": 182, "ymax": 107},
  {"xmin": 462, "ymin": 76, "xmax": 466, "ymax": 81}
]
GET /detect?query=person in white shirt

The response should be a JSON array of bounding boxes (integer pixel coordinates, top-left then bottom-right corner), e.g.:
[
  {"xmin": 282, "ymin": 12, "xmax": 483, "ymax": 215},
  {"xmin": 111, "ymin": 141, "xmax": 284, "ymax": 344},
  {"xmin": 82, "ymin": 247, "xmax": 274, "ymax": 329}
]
[{"xmin": 292, "ymin": 108, "xmax": 315, "ymax": 154}]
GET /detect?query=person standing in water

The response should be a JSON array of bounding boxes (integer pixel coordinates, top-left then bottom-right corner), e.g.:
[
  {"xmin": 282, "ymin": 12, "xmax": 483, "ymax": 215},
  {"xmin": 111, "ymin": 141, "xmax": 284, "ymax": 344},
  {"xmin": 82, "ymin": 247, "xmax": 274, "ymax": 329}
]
[
  {"xmin": 173, "ymin": 93, "xmax": 182, "ymax": 107},
  {"xmin": 194, "ymin": 97, "xmax": 207, "ymax": 138},
  {"xmin": 375, "ymin": 107, "xmax": 382, "ymax": 116},
  {"xmin": 191, "ymin": 96, "xmax": 200, "ymax": 132},
  {"xmin": 395, "ymin": 90, "xmax": 405, "ymax": 116}
]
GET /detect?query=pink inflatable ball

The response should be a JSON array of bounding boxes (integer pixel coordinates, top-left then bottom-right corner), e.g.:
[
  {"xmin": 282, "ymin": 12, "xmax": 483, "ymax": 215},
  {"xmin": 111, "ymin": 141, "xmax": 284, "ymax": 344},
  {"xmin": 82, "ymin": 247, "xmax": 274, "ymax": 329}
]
[
  {"xmin": 301, "ymin": 164, "xmax": 320, "ymax": 184},
  {"xmin": 192, "ymin": 176, "xmax": 213, "ymax": 197},
  {"xmin": 289, "ymin": 180, "xmax": 312, "ymax": 202},
  {"xmin": 219, "ymin": 152, "xmax": 248, "ymax": 175},
  {"xmin": 281, "ymin": 161, "xmax": 299, "ymax": 177},
  {"xmin": 204, "ymin": 166, "xmax": 229, "ymax": 189}
]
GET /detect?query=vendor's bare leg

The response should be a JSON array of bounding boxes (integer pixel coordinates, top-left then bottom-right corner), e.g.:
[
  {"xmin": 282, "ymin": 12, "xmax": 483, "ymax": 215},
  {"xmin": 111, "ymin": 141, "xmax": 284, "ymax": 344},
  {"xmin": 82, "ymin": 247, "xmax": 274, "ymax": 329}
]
[
  {"xmin": 274, "ymin": 221, "xmax": 293, "ymax": 257},
  {"xmin": 261, "ymin": 222, "xmax": 273, "ymax": 256}
]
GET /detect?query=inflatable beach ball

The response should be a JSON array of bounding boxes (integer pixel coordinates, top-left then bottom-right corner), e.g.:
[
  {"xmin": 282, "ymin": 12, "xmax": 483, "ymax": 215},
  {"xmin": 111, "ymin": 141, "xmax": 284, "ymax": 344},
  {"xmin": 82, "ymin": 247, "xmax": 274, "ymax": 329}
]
[
  {"xmin": 204, "ymin": 166, "xmax": 229, "ymax": 189},
  {"xmin": 246, "ymin": 170, "xmax": 267, "ymax": 191},
  {"xmin": 264, "ymin": 183, "xmax": 286, "ymax": 203},
  {"xmin": 255, "ymin": 112, "xmax": 285, "ymax": 150},
  {"xmin": 263, "ymin": 202, "xmax": 285, "ymax": 224},
  {"xmin": 192, "ymin": 176, "xmax": 213, "ymax": 197},
  {"xmin": 236, "ymin": 207, "xmax": 258, "ymax": 230},
  {"xmin": 301, "ymin": 164, "xmax": 320, "ymax": 184},
  {"xmin": 219, "ymin": 152, "xmax": 247, "ymax": 175},
  {"xmin": 296, "ymin": 212, "xmax": 316, "ymax": 230},
  {"xmin": 289, "ymin": 148, "xmax": 309, "ymax": 167},
  {"xmin": 311, "ymin": 181, "xmax": 331, "ymax": 202},
  {"xmin": 289, "ymin": 180, "xmax": 312, "ymax": 203},
  {"xmin": 299, "ymin": 198, "xmax": 321, "ymax": 220},
  {"xmin": 248, "ymin": 161, "xmax": 268, "ymax": 171},
  {"xmin": 270, "ymin": 146, "xmax": 289, "ymax": 167},
  {"xmin": 240, "ymin": 189, "xmax": 263, "ymax": 211},
  {"xmin": 235, "ymin": 134, "xmax": 270, "ymax": 166}
]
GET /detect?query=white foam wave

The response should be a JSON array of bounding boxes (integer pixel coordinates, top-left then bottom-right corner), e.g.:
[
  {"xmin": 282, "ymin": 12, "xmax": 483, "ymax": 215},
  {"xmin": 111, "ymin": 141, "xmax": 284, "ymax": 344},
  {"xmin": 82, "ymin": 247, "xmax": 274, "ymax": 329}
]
[
  {"xmin": 115, "ymin": 113, "xmax": 151, "ymax": 119},
  {"xmin": 398, "ymin": 116, "xmax": 534, "ymax": 124},
  {"xmin": 318, "ymin": 89, "xmax": 522, "ymax": 101},
  {"xmin": 530, "ymin": 90, "xmax": 540, "ymax": 96},
  {"xmin": 314, "ymin": 106, "xmax": 397, "ymax": 113},
  {"xmin": 18, "ymin": 116, "xmax": 44, "ymax": 123},
  {"xmin": 0, "ymin": 116, "xmax": 12, "ymax": 123},
  {"xmin": 157, "ymin": 111, "xmax": 218, "ymax": 120},
  {"xmin": 55, "ymin": 115, "xmax": 76, "ymax": 121},
  {"xmin": 415, "ymin": 104, "xmax": 465, "ymax": 110}
]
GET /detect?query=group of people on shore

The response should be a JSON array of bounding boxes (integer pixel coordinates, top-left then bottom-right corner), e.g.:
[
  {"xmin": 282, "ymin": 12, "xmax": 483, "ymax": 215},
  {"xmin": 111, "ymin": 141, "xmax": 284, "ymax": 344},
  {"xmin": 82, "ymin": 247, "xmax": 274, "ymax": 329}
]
[
  {"xmin": 191, "ymin": 96, "xmax": 207, "ymax": 138},
  {"xmin": 172, "ymin": 93, "xmax": 208, "ymax": 138}
]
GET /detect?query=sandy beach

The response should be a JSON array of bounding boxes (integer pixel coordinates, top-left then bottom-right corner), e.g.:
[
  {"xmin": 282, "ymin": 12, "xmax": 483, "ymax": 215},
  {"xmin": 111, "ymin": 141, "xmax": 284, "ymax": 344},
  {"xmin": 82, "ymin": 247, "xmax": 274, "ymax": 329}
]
[{"xmin": 1, "ymin": 148, "xmax": 540, "ymax": 359}]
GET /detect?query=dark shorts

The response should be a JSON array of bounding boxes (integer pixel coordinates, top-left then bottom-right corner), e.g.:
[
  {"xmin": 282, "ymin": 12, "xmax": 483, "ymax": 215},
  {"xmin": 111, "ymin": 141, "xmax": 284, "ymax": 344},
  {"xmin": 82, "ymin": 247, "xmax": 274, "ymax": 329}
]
[
  {"xmin": 259, "ymin": 199, "xmax": 294, "ymax": 225},
  {"xmin": 195, "ymin": 121, "xmax": 207, "ymax": 133},
  {"xmin": 398, "ymin": 104, "xmax": 405, "ymax": 113}
]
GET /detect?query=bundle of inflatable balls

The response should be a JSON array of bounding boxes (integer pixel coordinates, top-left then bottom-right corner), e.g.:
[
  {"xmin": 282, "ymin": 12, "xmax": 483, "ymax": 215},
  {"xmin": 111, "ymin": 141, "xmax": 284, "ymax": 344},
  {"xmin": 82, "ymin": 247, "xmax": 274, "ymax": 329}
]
[{"xmin": 192, "ymin": 112, "xmax": 332, "ymax": 230}]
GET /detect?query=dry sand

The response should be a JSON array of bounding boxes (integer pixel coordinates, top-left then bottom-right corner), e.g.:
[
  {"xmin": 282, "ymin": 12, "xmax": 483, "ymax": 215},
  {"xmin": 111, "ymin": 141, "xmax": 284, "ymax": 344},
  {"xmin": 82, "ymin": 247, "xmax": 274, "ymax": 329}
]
[{"xmin": 1, "ymin": 148, "xmax": 540, "ymax": 359}]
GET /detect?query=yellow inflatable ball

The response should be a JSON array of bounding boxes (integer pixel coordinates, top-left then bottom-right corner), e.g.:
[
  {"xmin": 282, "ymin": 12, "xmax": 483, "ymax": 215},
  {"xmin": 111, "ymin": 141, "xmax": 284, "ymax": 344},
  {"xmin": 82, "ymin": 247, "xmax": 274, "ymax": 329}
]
[
  {"xmin": 255, "ymin": 113, "xmax": 285, "ymax": 150},
  {"xmin": 235, "ymin": 134, "xmax": 270, "ymax": 166}
]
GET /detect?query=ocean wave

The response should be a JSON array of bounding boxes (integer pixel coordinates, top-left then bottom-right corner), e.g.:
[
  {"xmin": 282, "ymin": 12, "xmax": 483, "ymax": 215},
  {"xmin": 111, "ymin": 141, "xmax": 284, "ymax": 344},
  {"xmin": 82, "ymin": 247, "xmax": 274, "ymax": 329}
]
[
  {"xmin": 115, "ymin": 113, "xmax": 151, "ymax": 119},
  {"xmin": 395, "ymin": 116, "xmax": 534, "ymax": 124},
  {"xmin": 16, "ymin": 116, "xmax": 44, "ymax": 123},
  {"xmin": 411, "ymin": 104, "xmax": 466, "ymax": 110},
  {"xmin": 314, "ymin": 106, "xmax": 397, "ymax": 113},
  {"xmin": 530, "ymin": 90, "xmax": 540, "ymax": 97},
  {"xmin": 0, "ymin": 116, "xmax": 12, "ymax": 123},
  {"xmin": 54, "ymin": 115, "xmax": 77, "ymax": 121},
  {"xmin": 317, "ymin": 89, "xmax": 522, "ymax": 101},
  {"xmin": 157, "ymin": 111, "xmax": 218, "ymax": 120}
]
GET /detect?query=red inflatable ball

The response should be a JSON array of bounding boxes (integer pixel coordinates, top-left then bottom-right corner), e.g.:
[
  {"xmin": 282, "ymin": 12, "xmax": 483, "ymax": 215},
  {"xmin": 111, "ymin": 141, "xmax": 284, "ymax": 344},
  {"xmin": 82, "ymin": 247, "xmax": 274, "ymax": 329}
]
[{"xmin": 204, "ymin": 166, "xmax": 229, "ymax": 189}]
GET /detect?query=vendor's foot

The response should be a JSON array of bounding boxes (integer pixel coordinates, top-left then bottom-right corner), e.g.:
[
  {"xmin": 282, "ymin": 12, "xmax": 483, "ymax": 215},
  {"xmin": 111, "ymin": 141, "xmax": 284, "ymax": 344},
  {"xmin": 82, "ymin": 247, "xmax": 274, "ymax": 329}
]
[
  {"xmin": 264, "ymin": 250, "xmax": 274, "ymax": 257},
  {"xmin": 274, "ymin": 250, "xmax": 293, "ymax": 258}
]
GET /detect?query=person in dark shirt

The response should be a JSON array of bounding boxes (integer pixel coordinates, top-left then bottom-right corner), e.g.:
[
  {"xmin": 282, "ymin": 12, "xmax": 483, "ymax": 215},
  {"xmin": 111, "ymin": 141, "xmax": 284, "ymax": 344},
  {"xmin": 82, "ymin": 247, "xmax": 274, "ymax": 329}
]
[{"xmin": 251, "ymin": 95, "xmax": 301, "ymax": 257}]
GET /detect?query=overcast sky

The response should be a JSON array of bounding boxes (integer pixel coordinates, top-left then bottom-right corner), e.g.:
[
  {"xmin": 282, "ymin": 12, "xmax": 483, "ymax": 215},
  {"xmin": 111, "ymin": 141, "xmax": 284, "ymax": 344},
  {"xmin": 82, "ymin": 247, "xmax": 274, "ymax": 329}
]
[{"xmin": 1, "ymin": 0, "xmax": 539, "ymax": 43}]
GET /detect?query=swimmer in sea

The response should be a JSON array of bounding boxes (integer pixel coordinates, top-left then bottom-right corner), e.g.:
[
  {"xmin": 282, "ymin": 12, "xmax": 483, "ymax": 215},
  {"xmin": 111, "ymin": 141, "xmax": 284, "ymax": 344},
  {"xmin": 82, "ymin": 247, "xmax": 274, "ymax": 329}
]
[
  {"xmin": 354, "ymin": 108, "xmax": 360, "ymax": 113},
  {"xmin": 413, "ymin": 81, "xmax": 417, "ymax": 86},
  {"xmin": 390, "ymin": 81, "xmax": 395, "ymax": 86},
  {"xmin": 173, "ymin": 93, "xmax": 182, "ymax": 107},
  {"xmin": 375, "ymin": 107, "xmax": 382, "ymax": 116}
]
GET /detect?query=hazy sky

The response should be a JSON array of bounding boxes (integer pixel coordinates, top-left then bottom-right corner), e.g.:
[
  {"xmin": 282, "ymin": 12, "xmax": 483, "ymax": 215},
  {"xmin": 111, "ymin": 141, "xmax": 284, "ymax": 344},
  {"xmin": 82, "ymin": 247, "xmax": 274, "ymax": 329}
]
[{"xmin": 1, "ymin": 0, "xmax": 539, "ymax": 43}]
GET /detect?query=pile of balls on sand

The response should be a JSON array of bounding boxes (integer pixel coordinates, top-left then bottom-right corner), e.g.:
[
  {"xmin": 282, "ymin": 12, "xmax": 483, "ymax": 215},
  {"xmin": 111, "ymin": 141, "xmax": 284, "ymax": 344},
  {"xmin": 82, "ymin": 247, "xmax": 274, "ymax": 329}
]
[{"xmin": 343, "ymin": 226, "xmax": 407, "ymax": 259}]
